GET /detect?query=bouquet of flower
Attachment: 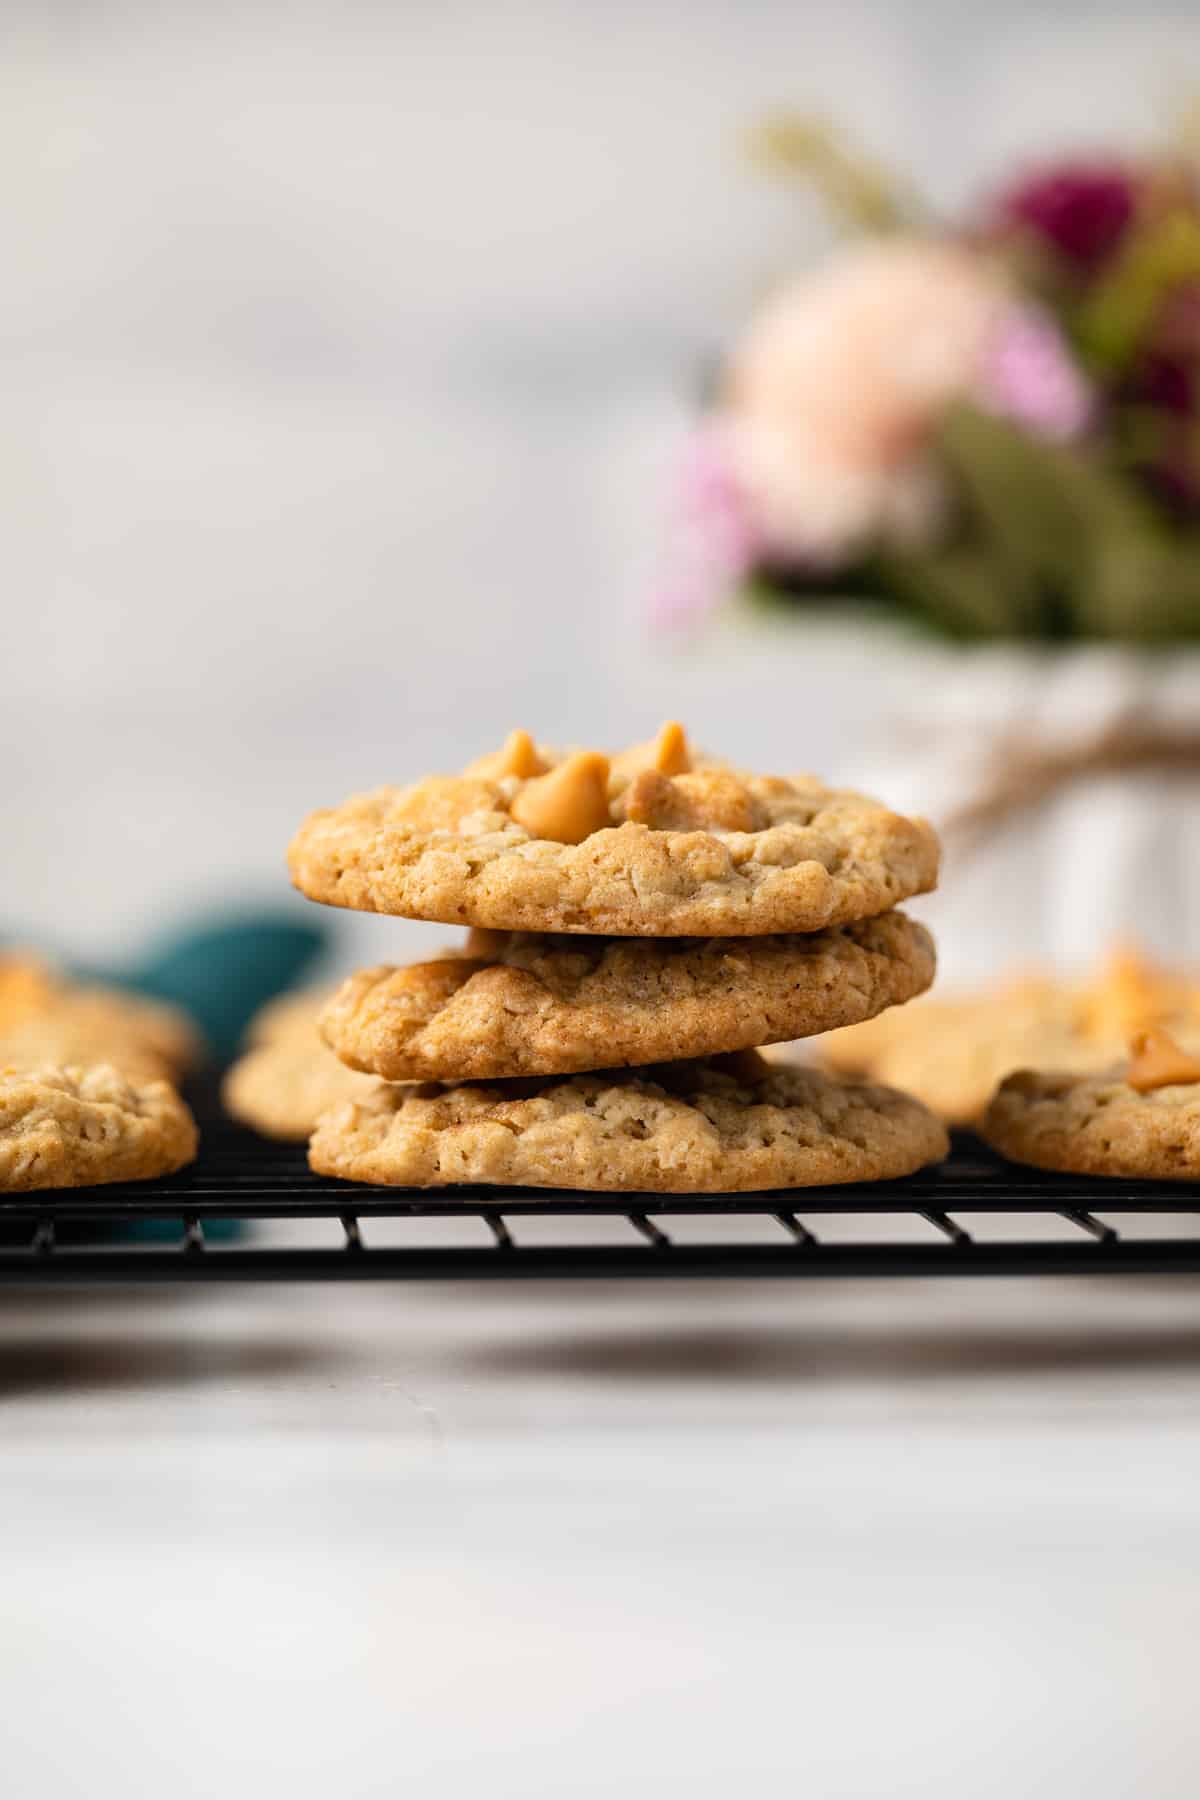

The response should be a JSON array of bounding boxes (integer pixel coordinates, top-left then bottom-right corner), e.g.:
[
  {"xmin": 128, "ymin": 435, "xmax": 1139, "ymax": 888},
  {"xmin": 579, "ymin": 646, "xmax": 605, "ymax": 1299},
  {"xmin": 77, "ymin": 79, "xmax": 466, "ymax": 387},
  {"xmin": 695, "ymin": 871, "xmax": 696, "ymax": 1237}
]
[{"xmin": 660, "ymin": 118, "xmax": 1200, "ymax": 641}]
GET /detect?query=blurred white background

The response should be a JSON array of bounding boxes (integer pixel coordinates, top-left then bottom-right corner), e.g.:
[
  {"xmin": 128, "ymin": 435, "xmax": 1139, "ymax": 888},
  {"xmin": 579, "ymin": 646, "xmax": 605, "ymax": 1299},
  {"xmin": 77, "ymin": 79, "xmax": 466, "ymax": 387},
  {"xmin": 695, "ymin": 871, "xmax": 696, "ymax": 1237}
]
[{"xmin": 5, "ymin": 0, "xmax": 1199, "ymax": 961}]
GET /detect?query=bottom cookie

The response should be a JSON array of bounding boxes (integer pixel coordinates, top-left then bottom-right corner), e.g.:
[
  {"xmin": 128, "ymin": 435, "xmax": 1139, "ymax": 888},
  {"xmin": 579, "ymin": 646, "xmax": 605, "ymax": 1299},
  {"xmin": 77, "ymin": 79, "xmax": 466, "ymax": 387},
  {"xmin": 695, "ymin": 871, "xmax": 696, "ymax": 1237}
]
[
  {"xmin": 0, "ymin": 1063, "xmax": 198, "ymax": 1192},
  {"xmin": 308, "ymin": 1052, "xmax": 949, "ymax": 1192}
]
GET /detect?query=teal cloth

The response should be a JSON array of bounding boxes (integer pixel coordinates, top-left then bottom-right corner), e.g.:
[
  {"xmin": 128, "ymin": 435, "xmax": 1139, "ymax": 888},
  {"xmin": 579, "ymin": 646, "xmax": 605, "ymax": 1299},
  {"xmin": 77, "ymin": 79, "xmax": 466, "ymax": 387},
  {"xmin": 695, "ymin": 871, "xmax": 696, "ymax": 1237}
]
[{"xmin": 61, "ymin": 910, "xmax": 331, "ymax": 1064}]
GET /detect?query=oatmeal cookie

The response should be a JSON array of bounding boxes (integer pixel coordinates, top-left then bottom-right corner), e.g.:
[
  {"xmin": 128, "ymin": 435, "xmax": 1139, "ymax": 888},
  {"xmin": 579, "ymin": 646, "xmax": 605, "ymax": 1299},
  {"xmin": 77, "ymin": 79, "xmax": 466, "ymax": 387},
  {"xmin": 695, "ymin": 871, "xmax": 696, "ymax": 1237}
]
[
  {"xmin": 0, "ymin": 953, "xmax": 59, "ymax": 1030},
  {"xmin": 322, "ymin": 912, "xmax": 935, "ymax": 1083},
  {"xmin": 0, "ymin": 961, "xmax": 201, "ymax": 1083},
  {"xmin": 819, "ymin": 945, "xmax": 1200, "ymax": 1127},
  {"xmin": 0, "ymin": 1063, "xmax": 198, "ymax": 1191},
  {"xmin": 308, "ymin": 1051, "xmax": 949, "ymax": 1192},
  {"xmin": 288, "ymin": 724, "xmax": 939, "ymax": 937},
  {"xmin": 982, "ymin": 1027, "xmax": 1200, "ymax": 1180},
  {"xmin": 222, "ymin": 991, "xmax": 380, "ymax": 1142}
]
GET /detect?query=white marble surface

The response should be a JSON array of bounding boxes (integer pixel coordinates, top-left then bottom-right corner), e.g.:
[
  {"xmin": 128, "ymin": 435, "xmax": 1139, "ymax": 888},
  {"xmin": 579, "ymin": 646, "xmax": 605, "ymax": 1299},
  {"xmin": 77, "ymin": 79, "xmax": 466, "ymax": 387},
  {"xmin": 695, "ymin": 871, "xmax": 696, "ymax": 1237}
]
[{"xmin": 5, "ymin": 1267, "xmax": 1200, "ymax": 1796}]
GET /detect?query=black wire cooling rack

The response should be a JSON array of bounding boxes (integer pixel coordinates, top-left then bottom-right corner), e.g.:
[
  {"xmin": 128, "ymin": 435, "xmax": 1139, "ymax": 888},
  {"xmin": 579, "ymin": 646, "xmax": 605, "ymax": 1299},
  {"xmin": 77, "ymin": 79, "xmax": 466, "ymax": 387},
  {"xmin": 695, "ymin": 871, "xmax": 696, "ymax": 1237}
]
[{"xmin": 3, "ymin": 1085, "xmax": 1200, "ymax": 1283}]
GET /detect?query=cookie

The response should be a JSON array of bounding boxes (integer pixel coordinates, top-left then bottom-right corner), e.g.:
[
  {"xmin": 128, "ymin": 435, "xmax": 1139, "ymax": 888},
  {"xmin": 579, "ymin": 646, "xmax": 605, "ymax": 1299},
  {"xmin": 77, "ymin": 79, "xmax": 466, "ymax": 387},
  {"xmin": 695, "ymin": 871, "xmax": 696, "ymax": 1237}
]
[
  {"xmin": 308, "ymin": 1051, "xmax": 949, "ymax": 1192},
  {"xmin": 0, "ymin": 964, "xmax": 202, "ymax": 1084},
  {"xmin": 243, "ymin": 987, "xmax": 336, "ymax": 1048},
  {"xmin": 0, "ymin": 953, "xmax": 59, "ymax": 1030},
  {"xmin": 321, "ymin": 911, "xmax": 935, "ymax": 1084},
  {"xmin": 0, "ymin": 1063, "xmax": 198, "ymax": 1192},
  {"xmin": 0, "ymin": 996, "xmax": 200, "ymax": 1085},
  {"xmin": 288, "ymin": 723, "xmax": 939, "ymax": 937},
  {"xmin": 222, "ymin": 992, "xmax": 380, "ymax": 1142},
  {"xmin": 981, "ymin": 1028, "xmax": 1200, "ymax": 1180},
  {"xmin": 819, "ymin": 945, "xmax": 1200, "ymax": 1127},
  {"xmin": 60, "ymin": 987, "xmax": 202, "ymax": 1078}
]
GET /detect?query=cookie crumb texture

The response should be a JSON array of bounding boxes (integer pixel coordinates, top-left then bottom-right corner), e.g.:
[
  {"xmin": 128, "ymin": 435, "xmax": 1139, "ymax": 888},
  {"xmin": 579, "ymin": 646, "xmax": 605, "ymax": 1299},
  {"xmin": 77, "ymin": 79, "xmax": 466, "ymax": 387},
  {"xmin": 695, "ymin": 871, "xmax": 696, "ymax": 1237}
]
[
  {"xmin": 983, "ymin": 1066, "xmax": 1200, "ymax": 1181},
  {"xmin": 309, "ymin": 1060, "xmax": 949, "ymax": 1193},
  {"xmin": 0, "ymin": 1064, "xmax": 198, "ymax": 1192},
  {"xmin": 288, "ymin": 747, "xmax": 939, "ymax": 936},
  {"xmin": 321, "ymin": 913, "xmax": 935, "ymax": 1082}
]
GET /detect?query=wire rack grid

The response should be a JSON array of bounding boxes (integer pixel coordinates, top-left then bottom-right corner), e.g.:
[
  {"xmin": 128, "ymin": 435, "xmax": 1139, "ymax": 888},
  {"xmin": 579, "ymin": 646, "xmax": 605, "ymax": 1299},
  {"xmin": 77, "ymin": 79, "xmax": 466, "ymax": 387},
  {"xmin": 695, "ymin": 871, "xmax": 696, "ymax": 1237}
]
[{"xmin": 4, "ymin": 1094, "xmax": 1200, "ymax": 1283}]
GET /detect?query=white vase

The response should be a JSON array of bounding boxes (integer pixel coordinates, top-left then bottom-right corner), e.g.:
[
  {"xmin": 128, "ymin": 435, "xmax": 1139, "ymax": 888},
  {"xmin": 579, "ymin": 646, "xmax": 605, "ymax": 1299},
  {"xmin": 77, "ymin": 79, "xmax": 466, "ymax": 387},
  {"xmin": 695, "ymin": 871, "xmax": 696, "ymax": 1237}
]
[{"xmin": 847, "ymin": 643, "xmax": 1200, "ymax": 986}]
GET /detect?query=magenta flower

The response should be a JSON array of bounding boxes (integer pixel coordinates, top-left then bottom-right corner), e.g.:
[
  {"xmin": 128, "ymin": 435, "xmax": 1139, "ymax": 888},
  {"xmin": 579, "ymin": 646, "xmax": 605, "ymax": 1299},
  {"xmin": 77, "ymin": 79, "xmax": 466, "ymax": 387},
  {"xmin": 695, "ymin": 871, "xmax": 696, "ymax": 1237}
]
[
  {"xmin": 975, "ymin": 305, "xmax": 1094, "ymax": 441},
  {"xmin": 1135, "ymin": 351, "xmax": 1193, "ymax": 415},
  {"xmin": 1121, "ymin": 283, "xmax": 1200, "ymax": 512},
  {"xmin": 997, "ymin": 162, "xmax": 1136, "ymax": 270}
]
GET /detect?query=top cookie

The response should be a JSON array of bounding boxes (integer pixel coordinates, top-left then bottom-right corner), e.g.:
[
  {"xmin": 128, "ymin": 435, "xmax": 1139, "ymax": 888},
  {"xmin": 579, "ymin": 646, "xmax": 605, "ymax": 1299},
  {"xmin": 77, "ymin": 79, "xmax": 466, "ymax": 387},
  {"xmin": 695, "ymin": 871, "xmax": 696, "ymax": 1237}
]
[{"xmin": 287, "ymin": 724, "xmax": 939, "ymax": 937}]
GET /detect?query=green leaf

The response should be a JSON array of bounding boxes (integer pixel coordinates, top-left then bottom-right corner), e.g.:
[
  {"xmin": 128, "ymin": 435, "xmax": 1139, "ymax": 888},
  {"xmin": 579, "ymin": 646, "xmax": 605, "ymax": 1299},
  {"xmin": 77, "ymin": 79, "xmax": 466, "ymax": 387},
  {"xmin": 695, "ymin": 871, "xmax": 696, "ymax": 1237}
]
[
  {"xmin": 1118, "ymin": 543, "xmax": 1200, "ymax": 641},
  {"xmin": 870, "ymin": 545, "xmax": 1030, "ymax": 640},
  {"xmin": 744, "ymin": 114, "xmax": 917, "ymax": 232},
  {"xmin": 934, "ymin": 406, "xmax": 1179, "ymax": 639},
  {"xmin": 741, "ymin": 405, "xmax": 1200, "ymax": 644},
  {"xmin": 1076, "ymin": 208, "xmax": 1200, "ymax": 373}
]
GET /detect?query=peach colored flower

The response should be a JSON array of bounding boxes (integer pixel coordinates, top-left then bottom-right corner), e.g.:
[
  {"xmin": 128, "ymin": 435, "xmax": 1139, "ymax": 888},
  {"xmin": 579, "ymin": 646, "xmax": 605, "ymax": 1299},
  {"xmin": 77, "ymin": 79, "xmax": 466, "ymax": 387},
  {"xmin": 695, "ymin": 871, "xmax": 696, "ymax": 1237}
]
[{"xmin": 721, "ymin": 238, "xmax": 1009, "ymax": 561}]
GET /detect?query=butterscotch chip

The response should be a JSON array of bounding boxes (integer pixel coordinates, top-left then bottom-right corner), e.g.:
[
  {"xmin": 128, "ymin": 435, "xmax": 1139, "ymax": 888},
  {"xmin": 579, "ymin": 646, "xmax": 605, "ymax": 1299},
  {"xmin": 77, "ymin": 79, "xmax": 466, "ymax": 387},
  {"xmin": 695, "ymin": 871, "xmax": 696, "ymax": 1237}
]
[
  {"xmin": 1125, "ymin": 1026, "xmax": 1200, "ymax": 1094},
  {"xmin": 611, "ymin": 720, "xmax": 692, "ymax": 781},
  {"xmin": 1078, "ymin": 942, "xmax": 1196, "ymax": 1044},
  {"xmin": 309, "ymin": 1058, "xmax": 949, "ymax": 1192},
  {"xmin": 222, "ymin": 991, "xmax": 381, "ymax": 1142},
  {"xmin": 288, "ymin": 732, "xmax": 940, "ymax": 936},
  {"xmin": 509, "ymin": 752, "xmax": 612, "ymax": 844},
  {"xmin": 0, "ymin": 1063, "xmax": 197, "ymax": 1192},
  {"xmin": 320, "ymin": 912, "xmax": 935, "ymax": 1083},
  {"xmin": 466, "ymin": 730, "xmax": 548, "ymax": 782},
  {"xmin": 982, "ymin": 1051, "xmax": 1200, "ymax": 1181}
]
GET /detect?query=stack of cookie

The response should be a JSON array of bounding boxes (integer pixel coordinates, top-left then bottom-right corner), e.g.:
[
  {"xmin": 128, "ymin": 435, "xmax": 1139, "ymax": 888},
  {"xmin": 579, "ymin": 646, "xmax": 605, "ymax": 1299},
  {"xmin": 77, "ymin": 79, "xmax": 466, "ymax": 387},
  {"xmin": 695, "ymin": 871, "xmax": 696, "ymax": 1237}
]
[
  {"xmin": 0, "ymin": 952, "xmax": 199, "ymax": 1192},
  {"xmin": 285, "ymin": 725, "xmax": 950, "ymax": 1193}
]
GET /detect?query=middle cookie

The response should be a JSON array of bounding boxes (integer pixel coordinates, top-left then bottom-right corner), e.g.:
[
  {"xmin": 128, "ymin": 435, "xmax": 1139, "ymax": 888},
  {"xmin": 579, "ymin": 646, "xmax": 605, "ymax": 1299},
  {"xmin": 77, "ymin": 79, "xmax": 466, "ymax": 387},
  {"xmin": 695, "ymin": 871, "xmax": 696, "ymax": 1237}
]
[{"xmin": 320, "ymin": 910, "xmax": 934, "ymax": 1084}]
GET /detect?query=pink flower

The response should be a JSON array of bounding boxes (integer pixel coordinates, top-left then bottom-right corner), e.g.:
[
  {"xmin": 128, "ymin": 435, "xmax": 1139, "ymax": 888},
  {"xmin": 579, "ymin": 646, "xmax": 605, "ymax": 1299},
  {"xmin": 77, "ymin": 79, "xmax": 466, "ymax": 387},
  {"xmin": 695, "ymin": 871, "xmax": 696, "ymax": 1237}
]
[
  {"xmin": 649, "ymin": 425, "xmax": 758, "ymax": 631},
  {"xmin": 975, "ymin": 305, "xmax": 1094, "ymax": 441},
  {"xmin": 718, "ymin": 238, "xmax": 1006, "ymax": 564}
]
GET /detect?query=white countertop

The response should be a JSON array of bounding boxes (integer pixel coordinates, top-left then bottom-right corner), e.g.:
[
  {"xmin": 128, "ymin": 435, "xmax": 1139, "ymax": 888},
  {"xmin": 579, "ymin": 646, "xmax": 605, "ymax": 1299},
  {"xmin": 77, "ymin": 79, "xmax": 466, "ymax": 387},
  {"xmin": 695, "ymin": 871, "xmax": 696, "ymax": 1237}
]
[{"xmin": 5, "ymin": 1265, "xmax": 1200, "ymax": 1797}]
